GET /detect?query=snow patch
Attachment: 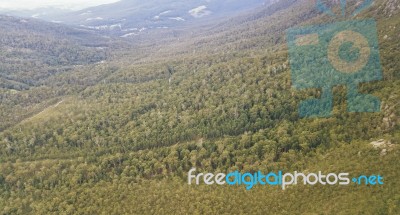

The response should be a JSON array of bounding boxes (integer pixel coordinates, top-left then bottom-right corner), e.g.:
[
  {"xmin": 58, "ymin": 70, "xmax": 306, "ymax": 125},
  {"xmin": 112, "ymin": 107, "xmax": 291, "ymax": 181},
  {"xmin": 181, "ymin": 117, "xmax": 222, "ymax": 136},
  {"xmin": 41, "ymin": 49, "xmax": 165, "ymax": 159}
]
[
  {"xmin": 159, "ymin": 10, "xmax": 172, "ymax": 15},
  {"xmin": 31, "ymin": 13, "xmax": 41, "ymax": 18},
  {"xmin": 122, "ymin": 28, "xmax": 138, "ymax": 32},
  {"xmin": 84, "ymin": 23, "xmax": 122, "ymax": 31},
  {"xmin": 189, "ymin": 5, "xmax": 211, "ymax": 18},
  {"xmin": 80, "ymin": 11, "xmax": 92, "ymax": 16},
  {"xmin": 169, "ymin": 17, "xmax": 185, "ymax": 21},
  {"xmin": 86, "ymin": 17, "xmax": 104, "ymax": 21},
  {"xmin": 121, "ymin": 32, "xmax": 139, "ymax": 38},
  {"xmin": 154, "ymin": 10, "xmax": 175, "ymax": 20}
]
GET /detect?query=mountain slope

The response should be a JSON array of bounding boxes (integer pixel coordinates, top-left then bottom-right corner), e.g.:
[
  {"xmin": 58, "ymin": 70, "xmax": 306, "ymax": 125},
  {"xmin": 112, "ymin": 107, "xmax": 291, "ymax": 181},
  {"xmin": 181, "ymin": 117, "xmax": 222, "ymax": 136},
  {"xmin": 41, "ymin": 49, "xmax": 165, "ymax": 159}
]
[
  {"xmin": 0, "ymin": 15, "xmax": 123, "ymax": 132},
  {"xmin": 0, "ymin": 15, "xmax": 112, "ymax": 86},
  {"xmin": 0, "ymin": 0, "xmax": 399, "ymax": 214}
]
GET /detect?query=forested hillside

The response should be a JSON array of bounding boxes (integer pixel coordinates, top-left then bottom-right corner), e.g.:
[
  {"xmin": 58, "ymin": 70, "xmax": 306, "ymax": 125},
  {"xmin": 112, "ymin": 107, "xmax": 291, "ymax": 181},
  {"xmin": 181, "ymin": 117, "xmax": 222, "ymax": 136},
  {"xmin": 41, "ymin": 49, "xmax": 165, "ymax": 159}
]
[
  {"xmin": 0, "ymin": 15, "xmax": 114, "ymax": 85},
  {"xmin": 0, "ymin": 0, "xmax": 399, "ymax": 214},
  {"xmin": 0, "ymin": 15, "xmax": 127, "ymax": 132}
]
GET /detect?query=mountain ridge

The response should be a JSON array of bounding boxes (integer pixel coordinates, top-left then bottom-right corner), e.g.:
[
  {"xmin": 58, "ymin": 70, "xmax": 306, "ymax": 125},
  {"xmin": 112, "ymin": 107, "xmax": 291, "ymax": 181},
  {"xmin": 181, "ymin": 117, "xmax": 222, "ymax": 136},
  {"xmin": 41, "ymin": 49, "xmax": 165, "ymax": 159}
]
[
  {"xmin": 0, "ymin": 0, "xmax": 399, "ymax": 214},
  {"xmin": 7, "ymin": 0, "xmax": 274, "ymax": 37}
]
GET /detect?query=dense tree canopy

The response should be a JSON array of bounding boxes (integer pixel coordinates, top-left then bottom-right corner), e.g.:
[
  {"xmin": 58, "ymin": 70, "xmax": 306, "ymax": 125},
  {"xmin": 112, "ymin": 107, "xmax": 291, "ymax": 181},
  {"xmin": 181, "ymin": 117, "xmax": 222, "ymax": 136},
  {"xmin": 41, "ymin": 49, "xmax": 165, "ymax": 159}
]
[{"xmin": 0, "ymin": 0, "xmax": 399, "ymax": 214}]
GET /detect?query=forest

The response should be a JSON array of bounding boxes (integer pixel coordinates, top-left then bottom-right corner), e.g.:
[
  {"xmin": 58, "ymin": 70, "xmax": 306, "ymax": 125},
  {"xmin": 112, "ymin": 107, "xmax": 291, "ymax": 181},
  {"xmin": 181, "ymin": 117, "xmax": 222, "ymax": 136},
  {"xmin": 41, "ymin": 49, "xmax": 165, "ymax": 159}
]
[{"xmin": 0, "ymin": 0, "xmax": 399, "ymax": 214}]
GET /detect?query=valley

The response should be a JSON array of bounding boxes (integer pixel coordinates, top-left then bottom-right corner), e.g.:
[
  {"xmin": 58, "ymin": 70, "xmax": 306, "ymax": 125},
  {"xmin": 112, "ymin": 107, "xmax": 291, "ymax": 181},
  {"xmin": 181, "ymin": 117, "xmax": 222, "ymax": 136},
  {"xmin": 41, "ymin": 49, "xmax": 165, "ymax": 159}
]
[{"xmin": 0, "ymin": 0, "xmax": 399, "ymax": 214}]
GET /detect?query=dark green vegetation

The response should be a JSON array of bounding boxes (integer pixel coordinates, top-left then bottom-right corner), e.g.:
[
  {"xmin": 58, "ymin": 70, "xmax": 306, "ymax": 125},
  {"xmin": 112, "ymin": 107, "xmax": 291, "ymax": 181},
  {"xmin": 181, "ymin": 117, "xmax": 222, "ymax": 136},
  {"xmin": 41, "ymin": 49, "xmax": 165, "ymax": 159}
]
[{"xmin": 0, "ymin": 0, "xmax": 399, "ymax": 214}]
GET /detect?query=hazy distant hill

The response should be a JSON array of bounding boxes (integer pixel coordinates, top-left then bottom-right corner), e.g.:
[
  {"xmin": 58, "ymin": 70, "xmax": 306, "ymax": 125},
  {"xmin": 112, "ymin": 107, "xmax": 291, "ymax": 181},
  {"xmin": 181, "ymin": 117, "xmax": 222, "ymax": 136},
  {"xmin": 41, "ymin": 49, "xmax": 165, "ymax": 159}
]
[
  {"xmin": 28, "ymin": 0, "xmax": 272, "ymax": 37},
  {"xmin": 0, "ymin": 0, "xmax": 399, "ymax": 214},
  {"xmin": 0, "ymin": 15, "xmax": 113, "ymax": 86}
]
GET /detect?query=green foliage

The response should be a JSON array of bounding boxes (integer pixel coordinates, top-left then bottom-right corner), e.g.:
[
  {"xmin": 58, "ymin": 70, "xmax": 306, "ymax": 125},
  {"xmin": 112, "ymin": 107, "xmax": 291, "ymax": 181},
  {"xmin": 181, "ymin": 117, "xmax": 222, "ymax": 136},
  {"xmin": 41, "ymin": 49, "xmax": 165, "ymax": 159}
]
[{"xmin": 0, "ymin": 0, "xmax": 399, "ymax": 214}]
